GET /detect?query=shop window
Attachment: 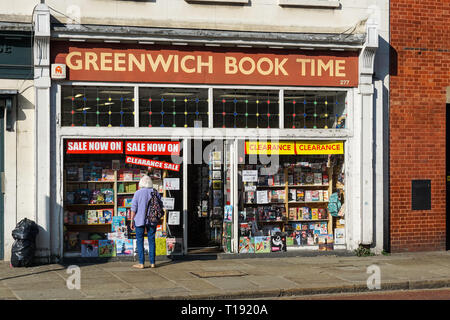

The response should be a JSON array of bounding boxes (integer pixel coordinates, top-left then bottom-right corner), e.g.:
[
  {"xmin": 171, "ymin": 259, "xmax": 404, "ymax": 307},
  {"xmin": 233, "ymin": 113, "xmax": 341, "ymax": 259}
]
[
  {"xmin": 283, "ymin": 91, "xmax": 346, "ymax": 129},
  {"xmin": 139, "ymin": 87, "xmax": 208, "ymax": 128},
  {"xmin": 61, "ymin": 86, "xmax": 135, "ymax": 127},
  {"xmin": 213, "ymin": 89, "xmax": 279, "ymax": 128},
  {"xmin": 237, "ymin": 140, "xmax": 345, "ymax": 253},
  {"xmin": 63, "ymin": 139, "xmax": 184, "ymax": 257}
]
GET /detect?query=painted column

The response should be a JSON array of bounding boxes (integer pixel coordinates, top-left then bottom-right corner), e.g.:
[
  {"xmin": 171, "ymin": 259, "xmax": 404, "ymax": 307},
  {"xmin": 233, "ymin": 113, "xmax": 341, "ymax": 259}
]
[
  {"xmin": 358, "ymin": 22, "xmax": 378, "ymax": 246},
  {"xmin": 33, "ymin": 4, "xmax": 51, "ymax": 262}
]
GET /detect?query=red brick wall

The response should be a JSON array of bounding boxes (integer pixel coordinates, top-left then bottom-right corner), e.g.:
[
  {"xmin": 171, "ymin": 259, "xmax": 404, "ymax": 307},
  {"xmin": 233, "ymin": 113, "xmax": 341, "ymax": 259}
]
[{"xmin": 390, "ymin": 1, "xmax": 450, "ymax": 252}]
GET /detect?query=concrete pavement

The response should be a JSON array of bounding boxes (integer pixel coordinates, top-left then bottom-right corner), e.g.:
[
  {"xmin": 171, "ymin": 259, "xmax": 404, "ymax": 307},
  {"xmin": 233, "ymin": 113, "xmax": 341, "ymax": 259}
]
[{"xmin": 0, "ymin": 251, "xmax": 449, "ymax": 300}]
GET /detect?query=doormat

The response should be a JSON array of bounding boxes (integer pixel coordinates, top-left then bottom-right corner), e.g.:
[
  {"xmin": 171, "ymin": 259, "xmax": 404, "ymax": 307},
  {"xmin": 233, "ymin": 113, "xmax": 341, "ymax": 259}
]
[{"xmin": 190, "ymin": 270, "xmax": 247, "ymax": 278}]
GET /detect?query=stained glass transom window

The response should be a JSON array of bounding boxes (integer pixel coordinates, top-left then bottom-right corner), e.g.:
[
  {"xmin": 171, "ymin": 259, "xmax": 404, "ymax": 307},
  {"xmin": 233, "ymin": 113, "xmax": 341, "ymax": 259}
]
[
  {"xmin": 139, "ymin": 87, "xmax": 208, "ymax": 128},
  {"xmin": 213, "ymin": 89, "xmax": 279, "ymax": 128},
  {"xmin": 61, "ymin": 86, "xmax": 134, "ymax": 127},
  {"xmin": 283, "ymin": 91, "xmax": 347, "ymax": 129}
]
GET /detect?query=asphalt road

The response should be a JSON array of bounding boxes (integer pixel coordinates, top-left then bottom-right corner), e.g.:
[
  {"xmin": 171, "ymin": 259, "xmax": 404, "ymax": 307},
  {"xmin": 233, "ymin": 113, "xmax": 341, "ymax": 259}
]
[{"xmin": 278, "ymin": 288, "xmax": 450, "ymax": 300}]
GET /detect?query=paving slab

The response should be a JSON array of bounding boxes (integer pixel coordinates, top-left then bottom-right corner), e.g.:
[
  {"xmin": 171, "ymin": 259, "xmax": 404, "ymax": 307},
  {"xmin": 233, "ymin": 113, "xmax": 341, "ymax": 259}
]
[
  {"xmin": 203, "ymin": 276, "xmax": 261, "ymax": 291},
  {"xmin": 1, "ymin": 251, "xmax": 449, "ymax": 299}
]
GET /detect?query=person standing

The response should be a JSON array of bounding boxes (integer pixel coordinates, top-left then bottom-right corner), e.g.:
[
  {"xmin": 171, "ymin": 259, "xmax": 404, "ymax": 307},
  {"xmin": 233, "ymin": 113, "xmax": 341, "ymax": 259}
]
[{"xmin": 130, "ymin": 174, "xmax": 161, "ymax": 269}]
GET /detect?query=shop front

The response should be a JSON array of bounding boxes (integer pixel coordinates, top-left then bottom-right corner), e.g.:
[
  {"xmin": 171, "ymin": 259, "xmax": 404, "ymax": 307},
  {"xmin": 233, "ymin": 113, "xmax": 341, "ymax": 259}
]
[{"xmin": 50, "ymin": 39, "xmax": 373, "ymax": 259}]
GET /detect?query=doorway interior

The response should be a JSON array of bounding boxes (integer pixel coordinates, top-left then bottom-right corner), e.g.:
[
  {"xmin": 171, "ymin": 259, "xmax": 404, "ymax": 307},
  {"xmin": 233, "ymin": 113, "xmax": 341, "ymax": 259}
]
[{"xmin": 187, "ymin": 139, "xmax": 225, "ymax": 254}]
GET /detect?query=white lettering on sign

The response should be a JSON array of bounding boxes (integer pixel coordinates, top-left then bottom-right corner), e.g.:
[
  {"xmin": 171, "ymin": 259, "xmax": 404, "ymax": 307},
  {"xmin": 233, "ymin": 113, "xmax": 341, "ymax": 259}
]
[
  {"xmin": 66, "ymin": 140, "xmax": 123, "ymax": 153},
  {"xmin": 125, "ymin": 141, "xmax": 180, "ymax": 155}
]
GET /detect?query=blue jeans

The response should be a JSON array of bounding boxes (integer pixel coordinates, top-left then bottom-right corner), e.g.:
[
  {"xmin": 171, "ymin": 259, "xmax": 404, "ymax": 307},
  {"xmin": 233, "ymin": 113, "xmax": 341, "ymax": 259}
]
[{"xmin": 135, "ymin": 224, "xmax": 156, "ymax": 265}]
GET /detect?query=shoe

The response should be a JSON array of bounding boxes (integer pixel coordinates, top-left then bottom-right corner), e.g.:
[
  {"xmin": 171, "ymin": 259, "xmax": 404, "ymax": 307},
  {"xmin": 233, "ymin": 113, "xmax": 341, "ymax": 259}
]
[
  {"xmin": 150, "ymin": 264, "xmax": 156, "ymax": 268},
  {"xmin": 132, "ymin": 264, "xmax": 145, "ymax": 269}
]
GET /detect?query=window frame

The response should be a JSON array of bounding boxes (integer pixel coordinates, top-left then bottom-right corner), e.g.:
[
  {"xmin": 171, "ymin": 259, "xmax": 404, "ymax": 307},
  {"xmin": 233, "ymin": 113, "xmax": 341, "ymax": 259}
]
[{"xmin": 56, "ymin": 82, "xmax": 353, "ymax": 138}]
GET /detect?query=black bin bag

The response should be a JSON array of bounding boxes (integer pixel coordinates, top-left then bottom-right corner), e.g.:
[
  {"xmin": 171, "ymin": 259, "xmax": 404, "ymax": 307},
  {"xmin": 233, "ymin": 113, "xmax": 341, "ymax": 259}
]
[{"xmin": 11, "ymin": 218, "xmax": 39, "ymax": 267}]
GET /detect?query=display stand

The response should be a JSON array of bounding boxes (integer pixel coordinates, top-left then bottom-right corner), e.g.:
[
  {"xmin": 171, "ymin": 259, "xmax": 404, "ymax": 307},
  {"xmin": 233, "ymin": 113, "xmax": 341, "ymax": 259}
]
[{"xmin": 162, "ymin": 169, "xmax": 168, "ymax": 232}]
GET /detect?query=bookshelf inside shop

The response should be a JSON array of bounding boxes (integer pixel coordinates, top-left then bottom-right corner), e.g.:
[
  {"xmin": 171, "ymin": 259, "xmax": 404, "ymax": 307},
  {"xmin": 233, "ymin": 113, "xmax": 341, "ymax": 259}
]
[
  {"xmin": 238, "ymin": 154, "xmax": 345, "ymax": 252},
  {"xmin": 63, "ymin": 166, "xmax": 172, "ymax": 256}
]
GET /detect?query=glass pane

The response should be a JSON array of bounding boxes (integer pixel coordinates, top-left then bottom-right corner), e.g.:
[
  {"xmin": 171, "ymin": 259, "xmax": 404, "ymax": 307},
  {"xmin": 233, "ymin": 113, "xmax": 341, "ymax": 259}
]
[
  {"xmin": 284, "ymin": 91, "xmax": 347, "ymax": 129},
  {"xmin": 61, "ymin": 86, "xmax": 134, "ymax": 127},
  {"xmin": 139, "ymin": 87, "xmax": 208, "ymax": 128},
  {"xmin": 213, "ymin": 89, "xmax": 279, "ymax": 128}
]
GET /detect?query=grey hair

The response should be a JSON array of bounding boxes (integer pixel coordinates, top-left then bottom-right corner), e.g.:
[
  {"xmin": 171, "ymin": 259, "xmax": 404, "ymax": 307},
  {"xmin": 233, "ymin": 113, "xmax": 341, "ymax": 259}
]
[{"xmin": 139, "ymin": 174, "xmax": 153, "ymax": 189}]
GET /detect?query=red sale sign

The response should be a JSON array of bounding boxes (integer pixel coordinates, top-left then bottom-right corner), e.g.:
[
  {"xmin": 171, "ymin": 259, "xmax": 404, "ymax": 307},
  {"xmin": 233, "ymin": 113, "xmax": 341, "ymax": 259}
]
[
  {"xmin": 125, "ymin": 156, "xmax": 180, "ymax": 172},
  {"xmin": 66, "ymin": 140, "xmax": 123, "ymax": 154},
  {"xmin": 125, "ymin": 141, "xmax": 180, "ymax": 155}
]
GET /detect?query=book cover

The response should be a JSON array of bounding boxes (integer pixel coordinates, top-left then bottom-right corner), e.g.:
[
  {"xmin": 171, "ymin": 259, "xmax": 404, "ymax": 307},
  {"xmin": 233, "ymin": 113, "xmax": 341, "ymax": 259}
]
[
  {"xmin": 166, "ymin": 237, "xmax": 182, "ymax": 255},
  {"xmin": 278, "ymin": 190, "xmax": 285, "ymax": 202},
  {"xmin": 156, "ymin": 237, "xmax": 167, "ymax": 256},
  {"xmin": 112, "ymin": 216, "xmax": 126, "ymax": 232},
  {"xmin": 311, "ymin": 208, "xmax": 319, "ymax": 220},
  {"xmin": 98, "ymin": 240, "xmax": 115, "ymax": 257},
  {"xmin": 288, "ymin": 189, "xmax": 296, "ymax": 202},
  {"xmin": 239, "ymin": 237, "xmax": 253, "ymax": 253},
  {"xmin": 125, "ymin": 183, "xmax": 137, "ymax": 193},
  {"xmin": 288, "ymin": 207, "xmax": 297, "ymax": 220},
  {"xmin": 314, "ymin": 173, "xmax": 322, "ymax": 185},
  {"xmin": 102, "ymin": 169, "xmax": 115, "ymax": 181},
  {"xmin": 103, "ymin": 209, "xmax": 113, "ymax": 224},
  {"xmin": 102, "ymin": 188, "xmax": 114, "ymax": 204},
  {"xmin": 254, "ymin": 236, "xmax": 271, "ymax": 253},
  {"xmin": 318, "ymin": 190, "xmax": 324, "ymax": 202},
  {"xmin": 296, "ymin": 189, "xmax": 305, "ymax": 202},
  {"xmin": 78, "ymin": 189, "xmax": 90, "ymax": 204},
  {"xmin": 286, "ymin": 236, "xmax": 294, "ymax": 246},
  {"xmin": 318, "ymin": 222, "xmax": 327, "ymax": 234},
  {"xmin": 322, "ymin": 174, "xmax": 329, "ymax": 185},
  {"xmin": 86, "ymin": 210, "xmax": 98, "ymax": 224},
  {"xmin": 304, "ymin": 190, "xmax": 312, "ymax": 202},
  {"xmin": 66, "ymin": 167, "xmax": 79, "ymax": 181},
  {"xmin": 107, "ymin": 231, "xmax": 127, "ymax": 240},
  {"xmin": 318, "ymin": 208, "xmax": 327, "ymax": 219},
  {"xmin": 311, "ymin": 190, "xmax": 320, "ymax": 202},
  {"xmin": 115, "ymin": 239, "xmax": 134, "ymax": 256},
  {"xmin": 81, "ymin": 240, "xmax": 99, "ymax": 257},
  {"xmin": 133, "ymin": 169, "xmax": 141, "ymax": 181},
  {"xmin": 305, "ymin": 172, "xmax": 314, "ymax": 184},
  {"xmin": 334, "ymin": 228, "xmax": 345, "ymax": 245},
  {"xmin": 212, "ymin": 180, "xmax": 222, "ymax": 190},
  {"xmin": 123, "ymin": 198, "xmax": 133, "ymax": 207},
  {"xmin": 65, "ymin": 232, "xmax": 80, "ymax": 251},
  {"xmin": 292, "ymin": 222, "xmax": 302, "ymax": 231},
  {"xmin": 123, "ymin": 170, "xmax": 134, "ymax": 181},
  {"xmin": 270, "ymin": 234, "xmax": 287, "ymax": 252},
  {"xmin": 293, "ymin": 231, "xmax": 302, "ymax": 246},
  {"xmin": 302, "ymin": 207, "xmax": 311, "ymax": 220},
  {"xmin": 117, "ymin": 207, "xmax": 127, "ymax": 217},
  {"xmin": 323, "ymin": 191, "xmax": 329, "ymax": 202},
  {"xmin": 73, "ymin": 214, "xmax": 85, "ymax": 224}
]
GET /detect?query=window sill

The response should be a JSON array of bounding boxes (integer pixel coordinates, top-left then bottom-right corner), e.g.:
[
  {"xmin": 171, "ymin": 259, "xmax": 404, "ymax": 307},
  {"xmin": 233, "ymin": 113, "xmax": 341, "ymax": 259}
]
[{"xmin": 278, "ymin": 0, "xmax": 340, "ymax": 8}]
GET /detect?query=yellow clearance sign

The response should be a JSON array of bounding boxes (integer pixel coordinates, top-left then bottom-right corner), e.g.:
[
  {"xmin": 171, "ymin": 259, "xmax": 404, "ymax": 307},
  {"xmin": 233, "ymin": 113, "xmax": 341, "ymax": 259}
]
[
  {"xmin": 245, "ymin": 141, "xmax": 343, "ymax": 155},
  {"xmin": 295, "ymin": 141, "xmax": 343, "ymax": 154},
  {"xmin": 245, "ymin": 141, "xmax": 296, "ymax": 155}
]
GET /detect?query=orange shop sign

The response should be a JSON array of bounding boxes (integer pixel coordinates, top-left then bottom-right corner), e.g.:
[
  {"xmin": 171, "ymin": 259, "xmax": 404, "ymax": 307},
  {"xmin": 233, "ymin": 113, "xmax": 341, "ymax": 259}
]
[
  {"xmin": 245, "ymin": 141, "xmax": 343, "ymax": 155},
  {"xmin": 52, "ymin": 42, "xmax": 359, "ymax": 87}
]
